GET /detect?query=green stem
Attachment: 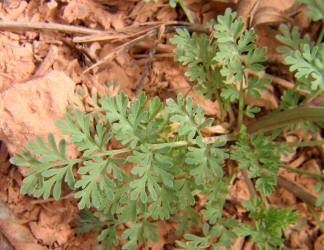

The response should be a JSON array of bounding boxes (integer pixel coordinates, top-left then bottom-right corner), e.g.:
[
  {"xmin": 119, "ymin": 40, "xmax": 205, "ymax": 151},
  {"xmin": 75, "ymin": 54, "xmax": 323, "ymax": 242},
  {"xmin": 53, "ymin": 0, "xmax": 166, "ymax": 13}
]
[
  {"xmin": 260, "ymin": 190, "xmax": 269, "ymax": 208},
  {"xmin": 215, "ymin": 90, "xmax": 224, "ymax": 121},
  {"xmin": 247, "ymin": 106, "xmax": 324, "ymax": 134},
  {"xmin": 204, "ymin": 64, "xmax": 225, "ymax": 121},
  {"xmin": 209, "ymin": 69, "xmax": 225, "ymax": 121},
  {"xmin": 237, "ymin": 77, "xmax": 245, "ymax": 131},
  {"xmin": 81, "ymin": 148, "xmax": 130, "ymax": 160},
  {"xmin": 277, "ymin": 140, "xmax": 324, "ymax": 148},
  {"xmin": 178, "ymin": 0, "xmax": 195, "ymax": 24},
  {"xmin": 280, "ymin": 164, "xmax": 324, "ymax": 180},
  {"xmin": 317, "ymin": 21, "xmax": 324, "ymax": 45},
  {"xmin": 153, "ymin": 134, "xmax": 232, "ymax": 148},
  {"xmin": 81, "ymin": 134, "xmax": 232, "ymax": 159},
  {"xmin": 307, "ymin": 205, "xmax": 324, "ymax": 233},
  {"xmin": 303, "ymin": 89, "xmax": 323, "ymax": 105}
]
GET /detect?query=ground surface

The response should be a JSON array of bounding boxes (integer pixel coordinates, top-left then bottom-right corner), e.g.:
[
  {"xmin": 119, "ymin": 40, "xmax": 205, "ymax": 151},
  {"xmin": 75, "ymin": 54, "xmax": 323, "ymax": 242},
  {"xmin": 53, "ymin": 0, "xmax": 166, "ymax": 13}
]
[{"xmin": 0, "ymin": 0, "xmax": 323, "ymax": 249}]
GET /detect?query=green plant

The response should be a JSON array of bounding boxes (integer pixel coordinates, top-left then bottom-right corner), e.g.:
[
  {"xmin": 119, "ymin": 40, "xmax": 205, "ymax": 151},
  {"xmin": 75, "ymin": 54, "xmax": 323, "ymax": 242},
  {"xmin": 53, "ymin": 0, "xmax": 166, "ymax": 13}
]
[
  {"xmin": 170, "ymin": 8, "xmax": 269, "ymax": 128},
  {"xmin": 10, "ymin": 8, "xmax": 324, "ymax": 250},
  {"xmin": 276, "ymin": 0, "xmax": 324, "ymax": 109}
]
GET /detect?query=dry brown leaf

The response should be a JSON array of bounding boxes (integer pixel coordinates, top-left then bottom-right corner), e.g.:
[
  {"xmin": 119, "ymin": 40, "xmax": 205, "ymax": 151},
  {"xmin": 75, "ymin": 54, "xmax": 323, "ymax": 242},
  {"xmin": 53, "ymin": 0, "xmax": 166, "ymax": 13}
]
[
  {"xmin": 253, "ymin": 7, "xmax": 292, "ymax": 26},
  {"xmin": 237, "ymin": 0, "xmax": 260, "ymax": 27}
]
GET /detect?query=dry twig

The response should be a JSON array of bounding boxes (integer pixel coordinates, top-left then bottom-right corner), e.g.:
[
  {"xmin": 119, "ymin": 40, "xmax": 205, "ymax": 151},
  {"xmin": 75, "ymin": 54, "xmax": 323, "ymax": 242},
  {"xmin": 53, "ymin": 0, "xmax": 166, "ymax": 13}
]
[
  {"xmin": 33, "ymin": 45, "xmax": 58, "ymax": 77},
  {"xmin": 82, "ymin": 22, "xmax": 209, "ymax": 73},
  {"xmin": 135, "ymin": 26, "xmax": 166, "ymax": 95},
  {"xmin": 277, "ymin": 175, "xmax": 317, "ymax": 207},
  {"xmin": 0, "ymin": 20, "xmax": 103, "ymax": 35}
]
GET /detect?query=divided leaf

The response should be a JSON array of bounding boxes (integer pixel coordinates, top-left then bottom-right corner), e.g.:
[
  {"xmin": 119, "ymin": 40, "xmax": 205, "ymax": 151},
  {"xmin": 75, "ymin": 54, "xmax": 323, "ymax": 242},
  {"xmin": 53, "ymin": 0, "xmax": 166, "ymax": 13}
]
[
  {"xmin": 231, "ymin": 133, "xmax": 280, "ymax": 195},
  {"xmin": 186, "ymin": 136, "xmax": 228, "ymax": 185},
  {"xmin": 165, "ymin": 94, "xmax": 213, "ymax": 140},
  {"xmin": 10, "ymin": 134, "xmax": 78, "ymax": 200},
  {"xmin": 277, "ymin": 24, "xmax": 324, "ymax": 91},
  {"xmin": 298, "ymin": 0, "xmax": 324, "ymax": 21}
]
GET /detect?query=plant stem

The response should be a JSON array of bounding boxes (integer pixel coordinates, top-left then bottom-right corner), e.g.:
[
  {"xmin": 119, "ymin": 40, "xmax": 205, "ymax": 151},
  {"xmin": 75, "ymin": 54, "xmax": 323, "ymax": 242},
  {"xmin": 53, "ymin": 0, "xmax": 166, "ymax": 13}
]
[
  {"xmin": 215, "ymin": 90, "xmax": 225, "ymax": 121},
  {"xmin": 153, "ymin": 134, "xmax": 232, "ymax": 148},
  {"xmin": 260, "ymin": 190, "xmax": 269, "ymax": 208},
  {"xmin": 81, "ymin": 148, "xmax": 130, "ymax": 159},
  {"xmin": 81, "ymin": 134, "xmax": 232, "ymax": 159},
  {"xmin": 277, "ymin": 140, "xmax": 324, "ymax": 148},
  {"xmin": 317, "ymin": 21, "xmax": 324, "ymax": 45},
  {"xmin": 307, "ymin": 205, "xmax": 324, "ymax": 233},
  {"xmin": 277, "ymin": 176, "xmax": 317, "ymax": 207},
  {"xmin": 237, "ymin": 76, "xmax": 245, "ymax": 131},
  {"xmin": 280, "ymin": 164, "xmax": 324, "ymax": 180},
  {"xmin": 210, "ymin": 69, "xmax": 225, "ymax": 121},
  {"xmin": 247, "ymin": 106, "xmax": 324, "ymax": 134},
  {"xmin": 178, "ymin": 0, "xmax": 195, "ymax": 24},
  {"xmin": 204, "ymin": 64, "xmax": 225, "ymax": 121}
]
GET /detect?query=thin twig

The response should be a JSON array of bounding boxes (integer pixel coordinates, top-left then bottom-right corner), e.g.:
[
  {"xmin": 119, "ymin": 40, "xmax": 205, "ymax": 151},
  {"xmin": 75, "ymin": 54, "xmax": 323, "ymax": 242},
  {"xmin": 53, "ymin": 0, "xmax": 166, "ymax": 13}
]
[
  {"xmin": 0, "ymin": 20, "xmax": 103, "ymax": 35},
  {"xmin": 135, "ymin": 39, "xmax": 159, "ymax": 95},
  {"xmin": 307, "ymin": 204, "xmax": 324, "ymax": 233},
  {"xmin": 73, "ymin": 25, "xmax": 161, "ymax": 43},
  {"xmin": 237, "ymin": 0, "xmax": 260, "ymax": 29},
  {"xmin": 74, "ymin": 21, "xmax": 207, "ymax": 43},
  {"xmin": 241, "ymin": 169, "xmax": 257, "ymax": 198},
  {"xmin": 33, "ymin": 45, "xmax": 58, "ymax": 77},
  {"xmin": 84, "ymin": 29, "xmax": 158, "ymax": 73},
  {"xmin": 277, "ymin": 175, "xmax": 317, "ymax": 207},
  {"xmin": 280, "ymin": 164, "xmax": 324, "ymax": 180},
  {"xmin": 278, "ymin": 140, "xmax": 324, "ymax": 148},
  {"xmin": 83, "ymin": 23, "xmax": 210, "ymax": 73}
]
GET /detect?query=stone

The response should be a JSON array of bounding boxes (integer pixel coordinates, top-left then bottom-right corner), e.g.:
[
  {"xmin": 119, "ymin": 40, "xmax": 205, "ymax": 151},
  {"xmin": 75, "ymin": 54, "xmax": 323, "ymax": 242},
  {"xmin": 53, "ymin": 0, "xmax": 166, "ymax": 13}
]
[{"xmin": 0, "ymin": 71, "xmax": 77, "ymax": 174}]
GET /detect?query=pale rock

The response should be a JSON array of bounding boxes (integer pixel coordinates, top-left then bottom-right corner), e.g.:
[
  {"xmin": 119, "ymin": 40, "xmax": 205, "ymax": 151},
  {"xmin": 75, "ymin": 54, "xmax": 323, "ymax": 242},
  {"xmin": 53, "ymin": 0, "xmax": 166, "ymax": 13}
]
[{"xmin": 0, "ymin": 71, "xmax": 77, "ymax": 174}]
